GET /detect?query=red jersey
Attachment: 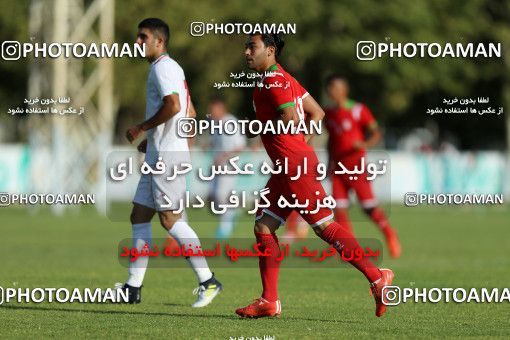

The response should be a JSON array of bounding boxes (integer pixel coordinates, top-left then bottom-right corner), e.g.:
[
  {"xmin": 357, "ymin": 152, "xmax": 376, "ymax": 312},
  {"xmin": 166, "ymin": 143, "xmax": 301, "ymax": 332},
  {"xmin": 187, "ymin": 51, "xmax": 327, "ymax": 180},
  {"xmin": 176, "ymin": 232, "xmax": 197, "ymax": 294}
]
[
  {"xmin": 253, "ymin": 63, "xmax": 318, "ymax": 174},
  {"xmin": 325, "ymin": 100, "xmax": 376, "ymax": 161}
]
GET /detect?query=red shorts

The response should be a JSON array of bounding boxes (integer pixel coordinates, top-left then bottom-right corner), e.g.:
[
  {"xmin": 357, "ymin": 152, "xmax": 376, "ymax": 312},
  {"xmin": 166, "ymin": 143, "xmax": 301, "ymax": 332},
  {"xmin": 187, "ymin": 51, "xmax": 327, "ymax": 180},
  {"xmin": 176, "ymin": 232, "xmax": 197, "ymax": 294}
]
[
  {"xmin": 256, "ymin": 174, "xmax": 334, "ymax": 227},
  {"xmin": 331, "ymin": 154, "xmax": 378, "ymax": 209}
]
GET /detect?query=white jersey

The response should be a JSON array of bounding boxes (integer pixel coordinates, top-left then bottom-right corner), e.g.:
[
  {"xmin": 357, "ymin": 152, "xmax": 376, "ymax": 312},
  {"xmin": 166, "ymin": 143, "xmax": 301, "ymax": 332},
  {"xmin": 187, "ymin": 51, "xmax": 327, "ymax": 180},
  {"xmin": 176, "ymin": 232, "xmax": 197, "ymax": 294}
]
[{"xmin": 145, "ymin": 53, "xmax": 189, "ymax": 164}]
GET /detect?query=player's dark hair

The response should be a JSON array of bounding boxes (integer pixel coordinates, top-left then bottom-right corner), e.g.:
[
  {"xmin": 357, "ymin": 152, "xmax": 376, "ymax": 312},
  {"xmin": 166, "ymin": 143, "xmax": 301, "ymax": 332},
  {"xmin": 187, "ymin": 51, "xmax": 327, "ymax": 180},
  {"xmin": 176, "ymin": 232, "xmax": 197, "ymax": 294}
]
[
  {"xmin": 138, "ymin": 18, "xmax": 170, "ymax": 47},
  {"xmin": 252, "ymin": 33, "xmax": 285, "ymax": 60},
  {"xmin": 326, "ymin": 73, "xmax": 348, "ymax": 85}
]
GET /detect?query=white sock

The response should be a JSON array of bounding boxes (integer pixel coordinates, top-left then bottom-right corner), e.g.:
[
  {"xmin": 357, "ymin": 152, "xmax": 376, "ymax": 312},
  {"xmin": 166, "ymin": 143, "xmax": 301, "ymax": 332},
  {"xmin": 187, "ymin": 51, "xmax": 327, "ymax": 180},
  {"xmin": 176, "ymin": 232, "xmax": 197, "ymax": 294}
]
[
  {"xmin": 168, "ymin": 219, "xmax": 213, "ymax": 284},
  {"xmin": 126, "ymin": 222, "xmax": 152, "ymax": 288},
  {"xmin": 217, "ymin": 209, "xmax": 237, "ymax": 237}
]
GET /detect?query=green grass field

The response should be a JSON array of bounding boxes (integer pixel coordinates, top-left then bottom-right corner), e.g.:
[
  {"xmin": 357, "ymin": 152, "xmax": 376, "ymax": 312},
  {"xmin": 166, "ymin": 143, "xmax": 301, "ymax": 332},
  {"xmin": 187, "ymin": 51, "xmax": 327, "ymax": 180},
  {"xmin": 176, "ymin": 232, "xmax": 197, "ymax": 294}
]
[{"xmin": 1, "ymin": 204, "xmax": 509, "ymax": 339}]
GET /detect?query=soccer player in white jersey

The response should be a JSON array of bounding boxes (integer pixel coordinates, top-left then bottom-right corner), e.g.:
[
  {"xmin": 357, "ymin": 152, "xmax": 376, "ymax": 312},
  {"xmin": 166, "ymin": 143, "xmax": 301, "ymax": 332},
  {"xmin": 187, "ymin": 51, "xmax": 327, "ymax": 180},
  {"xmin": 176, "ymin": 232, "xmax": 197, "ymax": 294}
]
[
  {"xmin": 120, "ymin": 18, "xmax": 222, "ymax": 307},
  {"xmin": 207, "ymin": 97, "xmax": 247, "ymax": 238}
]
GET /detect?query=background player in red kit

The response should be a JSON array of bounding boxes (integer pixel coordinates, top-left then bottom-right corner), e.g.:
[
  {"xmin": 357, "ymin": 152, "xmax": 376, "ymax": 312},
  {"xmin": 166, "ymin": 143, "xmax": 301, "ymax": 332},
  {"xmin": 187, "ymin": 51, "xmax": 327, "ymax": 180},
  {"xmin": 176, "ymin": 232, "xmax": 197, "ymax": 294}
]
[
  {"xmin": 325, "ymin": 75, "xmax": 401, "ymax": 258},
  {"xmin": 235, "ymin": 34, "xmax": 394, "ymax": 319}
]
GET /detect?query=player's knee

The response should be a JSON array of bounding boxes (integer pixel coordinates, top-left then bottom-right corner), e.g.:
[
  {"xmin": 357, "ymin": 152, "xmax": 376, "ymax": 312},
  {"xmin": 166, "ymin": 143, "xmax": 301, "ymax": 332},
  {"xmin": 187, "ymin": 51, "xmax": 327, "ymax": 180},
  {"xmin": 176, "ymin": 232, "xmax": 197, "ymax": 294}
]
[
  {"xmin": 312, "ymin": 219, "xmax": 334, "ymax": 237},
  {"xmin": 158, "ymin": 212, "xmax": 181, "ymax": 231},
  {"xmin": 130, "ymin": 210, "xmax": 147, "ymax": 225},
  {"xmin": 254, "ymin": 219, "xmax": 279, "ymax": 234},
  {"xmin": 129, "ymin": 211, "xmax": 136, "ymax": 225},
  {"xmin": 130, "ymin": 203, "xmax": 155, "ymax": 224},
  {"xmin": 254, "ymin": 221, "xmax": 266, "ymax": 234},
  {"xmin": 160, "ymin": 219, "xmax": 175, "ymax": 231}
]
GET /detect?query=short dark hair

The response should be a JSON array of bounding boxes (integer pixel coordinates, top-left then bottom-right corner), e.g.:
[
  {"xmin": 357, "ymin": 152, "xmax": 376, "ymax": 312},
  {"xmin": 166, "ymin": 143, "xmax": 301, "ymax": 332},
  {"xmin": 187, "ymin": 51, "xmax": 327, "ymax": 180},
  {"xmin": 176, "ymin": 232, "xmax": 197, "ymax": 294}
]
[
  {"xmin": 251, "ymin": 33, "xmax": 285, "ymax": 60},
  {"xmin": 326, "ymin": 73, "xmax": 348, "ymax": 85},
  {"xmin": 138, "ymin": 18, "xmax": 170, "ymax": 47}
]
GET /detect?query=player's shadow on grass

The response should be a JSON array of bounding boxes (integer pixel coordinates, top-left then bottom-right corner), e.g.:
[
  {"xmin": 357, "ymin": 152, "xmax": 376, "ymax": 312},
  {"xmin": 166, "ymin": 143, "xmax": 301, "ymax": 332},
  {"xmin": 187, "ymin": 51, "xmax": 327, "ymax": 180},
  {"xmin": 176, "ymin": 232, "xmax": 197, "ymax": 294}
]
[
  {"xmin": 0, "ymin": 305, "xmax": 360, "ymax": 323},
  {"xmin": 163, "ymin": 303, "xmax": 188, "ymax": 307},
  {"xmin": 0, "ymin": 304, "xmax": 236, "ymax": 320}
]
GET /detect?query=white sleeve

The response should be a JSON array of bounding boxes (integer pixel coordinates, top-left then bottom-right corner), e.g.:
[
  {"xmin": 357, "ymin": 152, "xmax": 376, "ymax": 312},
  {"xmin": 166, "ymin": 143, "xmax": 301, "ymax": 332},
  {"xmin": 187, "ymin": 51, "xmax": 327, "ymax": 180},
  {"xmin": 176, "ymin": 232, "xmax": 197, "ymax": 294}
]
[{"xmin": 154, "ymin": 63, "xmax": 180, "ymax": 99}]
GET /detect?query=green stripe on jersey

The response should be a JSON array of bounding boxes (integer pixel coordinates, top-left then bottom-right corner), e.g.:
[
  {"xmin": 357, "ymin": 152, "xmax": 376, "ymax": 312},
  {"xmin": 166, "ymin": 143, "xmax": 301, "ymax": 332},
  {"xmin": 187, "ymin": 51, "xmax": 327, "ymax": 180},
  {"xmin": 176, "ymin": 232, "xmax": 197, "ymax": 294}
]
[{"xmin": 276, "ymin": 101, "xmax": 295, "ymax": 110}]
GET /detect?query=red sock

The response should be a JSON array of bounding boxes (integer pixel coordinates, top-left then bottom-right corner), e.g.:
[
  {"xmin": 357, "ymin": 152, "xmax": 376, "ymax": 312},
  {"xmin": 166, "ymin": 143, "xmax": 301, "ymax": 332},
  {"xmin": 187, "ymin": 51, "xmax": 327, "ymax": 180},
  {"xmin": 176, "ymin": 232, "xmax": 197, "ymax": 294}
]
[
  {"xmin": 255, "ymin": 232, "xmax": 281, "ymax": 302},
  {"xmin": 334, "ymin": 208, "xmax": 354, "ymax": 234},
  {"xmin": 369, "ymin": 207, "xmax": 392, "ymax": 235},
  {"xmin": 319, "ymin": 222, "xmax": 381, "ymax": 283}
]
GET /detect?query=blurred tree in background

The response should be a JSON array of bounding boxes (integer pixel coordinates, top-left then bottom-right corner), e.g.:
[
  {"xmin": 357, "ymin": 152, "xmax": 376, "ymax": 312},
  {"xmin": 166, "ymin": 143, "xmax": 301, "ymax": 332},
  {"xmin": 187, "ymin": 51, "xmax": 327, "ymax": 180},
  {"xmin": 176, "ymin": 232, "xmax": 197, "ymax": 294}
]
[{"xmin": 0, "ymin": 0, "xmax": 508, "ymax": 149}]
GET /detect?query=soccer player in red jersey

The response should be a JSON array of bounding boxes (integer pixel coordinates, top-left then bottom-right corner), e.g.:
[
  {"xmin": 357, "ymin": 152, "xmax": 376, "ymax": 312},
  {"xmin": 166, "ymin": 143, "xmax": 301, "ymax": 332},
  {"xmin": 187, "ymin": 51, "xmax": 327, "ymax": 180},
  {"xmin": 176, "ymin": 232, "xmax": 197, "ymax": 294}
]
[
  {"xmin": 235, "ymin": 34, "xmax": 394, "ymax": 319},
  {"xmin": 324, "ymin": 75, "xmax": 401, "ymax": 258}
]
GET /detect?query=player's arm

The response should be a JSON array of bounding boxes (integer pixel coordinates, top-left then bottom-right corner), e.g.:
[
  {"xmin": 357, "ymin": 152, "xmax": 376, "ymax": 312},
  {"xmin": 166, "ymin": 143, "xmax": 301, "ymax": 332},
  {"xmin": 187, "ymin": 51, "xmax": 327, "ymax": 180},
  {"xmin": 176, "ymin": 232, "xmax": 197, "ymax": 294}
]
[
  {"xmin": 126, "ymin": 94, "xmax": 180, "ymax": 143},
  {"xmin": 361, "ymin": 123, "xmax": 382, "ymax": 149},
  {"xmin": 354, "ymin": 106, "xmax": 382, "ymax": 150},
  {"xmin": 256, "ymin": 75, "xmax": 300, "ymax": 135},
  {"xmin": 302, "ymin": 94, "xmax": 325, "ymax": 143},
  {"xmin": 277, "ymin": 105, "xmax": 299, "ymax": 124},
  {"xmin": 137, "ymin": 139, "xmax": 147, "ymax": 153}
]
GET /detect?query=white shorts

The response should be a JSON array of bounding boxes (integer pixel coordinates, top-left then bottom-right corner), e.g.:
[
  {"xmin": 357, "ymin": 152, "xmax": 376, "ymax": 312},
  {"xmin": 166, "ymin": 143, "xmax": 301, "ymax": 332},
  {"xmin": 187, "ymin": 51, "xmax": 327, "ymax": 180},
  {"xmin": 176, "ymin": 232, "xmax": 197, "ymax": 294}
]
[{"xmin": 133, "ymin": 172, "xmax": 186, "ymax": 212}]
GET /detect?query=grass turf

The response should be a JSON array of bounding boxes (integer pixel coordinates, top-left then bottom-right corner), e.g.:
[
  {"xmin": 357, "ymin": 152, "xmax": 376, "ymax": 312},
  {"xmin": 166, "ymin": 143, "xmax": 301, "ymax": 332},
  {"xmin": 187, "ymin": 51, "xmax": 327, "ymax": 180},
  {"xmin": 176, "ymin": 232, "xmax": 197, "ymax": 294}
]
[{"xmin": 0, "ymin": 204, "xmax": 509, "ymax": 339}]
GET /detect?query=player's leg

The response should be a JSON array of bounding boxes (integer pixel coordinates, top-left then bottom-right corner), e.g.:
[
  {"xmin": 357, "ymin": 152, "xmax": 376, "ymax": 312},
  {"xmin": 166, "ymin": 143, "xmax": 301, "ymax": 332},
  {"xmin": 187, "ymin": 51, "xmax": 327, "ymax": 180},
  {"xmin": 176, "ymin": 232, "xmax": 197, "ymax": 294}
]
[
  {"xmin": 158, "ymin": 210, "xmax": 222, "ymax": 307},
  {"xmin": 284, "ymin": 211, "xmax": 298, "ymax": 238},
  {"xmin": 294, "ymin": 176, "xmax": 394, "ymax": 317},
  {"xmin": 353, "ymin": 177, "xmax": 401, "ymax": 258},
  {"xmin": 235, "ymin": 212, "xmax": 284, "ymax": 318},
  {"xmin": 216, "ymin": 209, "xmax": 238, "ymax": 238},
  {"xmin": 254, "ymin": 212, "xmax": 282, "ymax": 303},
  {"xmin": 158, "ymin": 210, "xmax": 214, "ymax": 284},
  {"xmin": 289, "ymin": 175, "xmax": 378, "ymax": 280},
  {"xmin": 236, "ymin": 175, "xmax": 288, "ymax": 318},
  {"xmin": 214, "ymin": 175, "xmax": 239, "ymax": 239},
  {"xmin": 283, "ymin": 211, "xmax": 309, "ymax": 242},
  {"xmin": 118, "ymin": 173, "xmax": 157, "ymax": 304},
  {"xmin": 312, "ymin": 218, "xmax": 394, "ymax": 317},
  {"xmin": 363, "ymin": 205, "xmax": 401, "ymax": 258},
  {"xmin": 127, "ymin": 202, "xmax": 156, "ymax": 289},
  {"xmin": 331, "ymin": 173, "xmax": 354, "ymax": 233},
  {"xmin": 311, "ymin": 218, "xmax": 382, "ymax": 284},
  {"xmin": 153, "ymin": 163, "xmax": 222, "ymax": 307}
]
